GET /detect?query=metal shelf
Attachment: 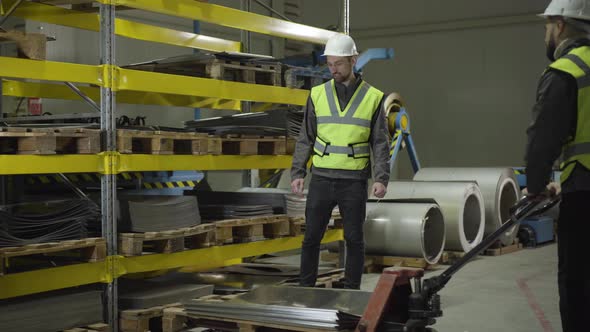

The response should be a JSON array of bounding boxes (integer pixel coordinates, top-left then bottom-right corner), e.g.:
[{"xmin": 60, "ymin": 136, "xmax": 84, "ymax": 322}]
[
  {"xmin": 107, "ymin": 0, "xmax": 339, "ymax": 44},
  {"xmin": 117, "ymin": 154, "xmax": 294, "ymax": 173},
  {"xmin": 2, "ymin": 0, "xmax": 241, "ymax": 53},
  {"xmin": 0, "ymin": 154, "xmax": 293, "ymax": 175},
  {"xmin": 0, "ymin": 230, "xmax": 344, "ymax": 299},
  {"xmin": 0, "ymin": 154, "xmax": 105, "ymax": 175},
  {"xmin": 3, "ymin": 80, "xmax": 242, "ymax": 111},
  {"xmin": 115, "ymin": 68, "xmax": 309, "ymax": 106}
]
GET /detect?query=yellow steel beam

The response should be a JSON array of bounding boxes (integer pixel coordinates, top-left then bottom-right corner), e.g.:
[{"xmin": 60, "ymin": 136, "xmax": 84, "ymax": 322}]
[
  {"xmin": 3, "ymin": 80, "xmax": 241, "ymax": 111},
  {"xmin": 0, "ymin": 154, "xmax": 104, "ymax": 175},
  {"xmin": 0, "ymin": 57, "xmax": 102, "ymax": 85},
  {"xmin": 0, "ymin": 261, "xmax": 109, "ymax": 299},
  {"xmin": 3, "ymin": 0, "xmax": 240, "ymax": 52},
  {"xmin": 111, "ymin": 0, "xmax": 340, "ymax": 44},
  {"xmin": 116, "ymin": 68, "xmax": 309, "ymax": 106},
  {"xmin": 120, "ymin": 229, "xmax": 343, "ymax": 275},
  {"xmin": 117, "ymin": 154, "xmax": 293, "ymax": 173}
]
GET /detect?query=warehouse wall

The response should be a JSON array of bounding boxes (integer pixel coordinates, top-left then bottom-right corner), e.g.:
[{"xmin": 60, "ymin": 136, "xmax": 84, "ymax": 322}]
[{"xmin": 300, "ymin": 0, "xmax": 549, "ymax": 179}]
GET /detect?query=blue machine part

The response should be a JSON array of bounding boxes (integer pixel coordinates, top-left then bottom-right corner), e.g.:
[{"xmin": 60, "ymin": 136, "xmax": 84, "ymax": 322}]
[
  {"xmin": 518, "ymin": 216, "xmax": 555, "ymax": 247},
  {"xmin": 513, "ymin": 167, "xmax": 527, "ymax": 189},
  {"xmin": 389, "ymin": 107, "xmax": 421, "ymax": 174},
  {"xmin": 354, "ymin": 48, "xmax": 395, "ymax": 72}
]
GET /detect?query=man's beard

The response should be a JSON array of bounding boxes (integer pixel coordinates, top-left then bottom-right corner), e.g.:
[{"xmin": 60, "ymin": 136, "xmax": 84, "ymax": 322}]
[
  {"xmin": 546, "ymin": 37, "xmax": 557, "ymax": 62},
  {"xmin": 333, "ymin": 72, "xmax": 350, "ymax": 83}
]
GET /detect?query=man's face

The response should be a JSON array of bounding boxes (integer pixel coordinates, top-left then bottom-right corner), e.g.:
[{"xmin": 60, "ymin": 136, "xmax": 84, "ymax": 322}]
[
  {"xmin": 327, "ymin": 56, "xmax": 354, "ymax": 83},
  {"xmin": 545, "ymin": 19, "xmax": 562, "ymax": 61}
]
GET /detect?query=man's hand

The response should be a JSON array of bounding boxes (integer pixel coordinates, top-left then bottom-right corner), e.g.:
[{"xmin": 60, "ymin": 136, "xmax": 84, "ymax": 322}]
[
  {"xmin": 372, "ymin": 182, "xmax": 387, "ymax": 198},
  {"xmin": 291, "ymin": 178, "xmax": 305, "ymax": 196},
  {"xmin": 523, "ymin": 182, "xmax": 560, "ymax": 201}
]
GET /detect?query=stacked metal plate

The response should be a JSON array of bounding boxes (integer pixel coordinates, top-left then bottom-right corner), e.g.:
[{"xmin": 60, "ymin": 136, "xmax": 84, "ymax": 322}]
[
  {"xmin": 118, "ymin": 196, "xmax": 201, "ymax": 232},
  {"xmin": 285, "ymin": 194, "xmax": 306, "ymax": 217},
  {"xmin": 286, "ymin": 107, "xmax": 304, "ymax": 138},
  {"xmin": 189, "ymin": 191, "xmax": 287, "ymax": 214},
  {"xmin": 0, "ymin": 289, "xmax": 103, "ymax": 332},
  {"xmin": 198, "ymin": 204, "xmax": 274, "ymax": 221},
  {"xmin": 185, "ymin": 109, "xmax": 289, "ymax": 136},
  {"xmin": 0, "ymin": 199, "xmax": 99, "ymax": 247},
  {"xmin": 118, "ymin": 278, "xmax": 213, "ymax": 310},
  {"xmin": 183, "ymin": 286, "xmax": 369, "ymax": 330}
]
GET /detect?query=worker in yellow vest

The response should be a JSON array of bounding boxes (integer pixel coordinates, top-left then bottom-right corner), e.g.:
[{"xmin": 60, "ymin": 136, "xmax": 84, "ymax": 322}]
[
  {"xmin": 527, "ymin": 1, "xmax": 590, "ymax": 330},
  {"xmin": 291, "ymin": 34, "xmax": 391, "ymax": 289}
]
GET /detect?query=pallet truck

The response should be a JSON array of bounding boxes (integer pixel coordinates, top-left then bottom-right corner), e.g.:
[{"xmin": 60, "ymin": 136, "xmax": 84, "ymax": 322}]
[{"xmin": 355, "ymin": 194, "xmax": 562, "ymax": 332}]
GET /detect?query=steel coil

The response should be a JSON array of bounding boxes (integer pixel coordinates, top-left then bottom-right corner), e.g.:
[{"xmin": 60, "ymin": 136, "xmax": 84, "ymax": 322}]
[
  {"xmin": 382, "ymin": 181, "xmax": 484, "ymax": 252},
  {"xmin": 414, "ymin": 167, "xmax": 521, "ymax": 246},
  {"xmin": 364, "ymin": 203, "xmax": 445, "ymax": 264}
]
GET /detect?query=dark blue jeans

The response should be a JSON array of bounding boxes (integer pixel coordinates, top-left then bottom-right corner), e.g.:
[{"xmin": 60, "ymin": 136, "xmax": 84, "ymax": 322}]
[
  {"xmin": 300, "ymin": 175, "xmax": 368, "ymax": 289},
  {"xmin": 558, "ymin": 191, "xmax": 590, "ymax": 332}
]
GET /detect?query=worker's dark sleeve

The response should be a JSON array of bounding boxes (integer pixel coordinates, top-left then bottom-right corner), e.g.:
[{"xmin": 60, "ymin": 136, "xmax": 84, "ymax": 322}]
[
  {"xmin": 525, "ymin": 69, "xmax": 577, "ymax": 194},
  {"xmin": 369, "ymin": 97, "xmax": 391, "ymax": 186},
  {"xmin": 290, "ymin": 97, "xmax": 317, "ymax": 180}
]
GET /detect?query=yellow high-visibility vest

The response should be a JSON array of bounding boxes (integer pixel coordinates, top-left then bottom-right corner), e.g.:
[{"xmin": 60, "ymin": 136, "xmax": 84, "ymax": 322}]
[
  {"xmin": 548, "ymin": 46, "xmax": 590, "ymax": 183},
  {"xmin": 310, "ymin": 79, "xmax": 384, "ymax": 170}
]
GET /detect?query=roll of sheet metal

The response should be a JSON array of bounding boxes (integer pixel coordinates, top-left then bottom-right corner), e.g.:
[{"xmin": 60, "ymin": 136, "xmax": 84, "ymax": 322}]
[
  {"xmin": 364, "ymin": 203, "xmax": 445, "ymax": 264},
  {"xmin": 414, "ymin": 168, "xmax": 521, "ymax": 246},
  {"xmin": 382, "ymin": 181, "xmax": 485, "ymax": 252}
]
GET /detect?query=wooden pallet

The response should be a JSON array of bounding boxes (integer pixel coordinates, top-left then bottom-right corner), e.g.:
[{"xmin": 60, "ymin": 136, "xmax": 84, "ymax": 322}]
[
  {"xmin": 0, "ymin": 127, "xmax": 100, "ymax": 154},
  {"xmin": 364, "ymin": 255, "xmax": 438, "ymax": 273},
  {"xmin": 280, "ymin": 270, "xmax": 345, "ymax": 289},
  {"xmin": 120, "ymin": 303, "xmax": 182, "ymax": 332},
  {"xmin": 117, "ymin": 129, "xmax": 219, "ymax": 155},
  {"xmin": 0, "ymin": 30, "xmax": 47, "ymax": 60},
  {"xmin": 283, "ymin": 66, "xmax": 331, "ymax": 89},
  {"xmin": 483, "ymin": 238, "xmax": 523, "ymax": 256},
  {"xmin": 163, "ymin": 306, "xmax": 325, "ymax": 332},
  {"xmin": 128, "ymin": 58, "xmax": 282, "ymax": 86},
  {"xmin": 214, "ymin": 215, "xmax": 290, "ymax": 245},
  {"xmin": 288, "ymin": 217, "xmax": 305, "ymax": 236},
  {"xmin": 0, "ymin": 237, "xmax": 106, "ymax": 275},
  {"xmin": 440, "ymin": 251, "xmax": 467, "ymax": 265},
  {"xmin": 220, "ymin": 134, "xmax": 287, "ymax": 155},
  {"xmin": 63, "ymin": 323, "xmax": 110, "ymax": 332},
  {"xmin": 118, "ymin": 224, "xmax": 216, "ymax": 256}
]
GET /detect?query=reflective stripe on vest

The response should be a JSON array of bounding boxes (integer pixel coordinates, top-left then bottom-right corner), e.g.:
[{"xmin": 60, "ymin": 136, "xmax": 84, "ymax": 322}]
[
  {"xmin": 316, "ymin": 81, "xmax": 372, "ymax": 127},
  {"xmin": 563, "ymin": 141, "xmax": 590, "ymax": 160},
  {"xmin": 548, "ymin": 46, "xmax": 590, "ymax": 183}
]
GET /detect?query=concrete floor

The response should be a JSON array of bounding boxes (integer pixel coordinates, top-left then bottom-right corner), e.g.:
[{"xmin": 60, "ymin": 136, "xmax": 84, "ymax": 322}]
[
  {"xmin": 359, "ymin": 243, "xmax": 562, "ymax": 332},
  {"xmin": 261, "ymin": 244, "xmax": 562, "ymax": 332}
]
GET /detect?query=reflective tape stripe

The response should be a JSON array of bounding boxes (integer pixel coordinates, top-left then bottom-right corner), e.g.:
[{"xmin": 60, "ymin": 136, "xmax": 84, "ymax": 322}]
[
  {"xmin": 324, "ymin": 145, "xmax": 370, "ymax": 155},
  {"xmin": 563, "ymin": 142, "xmax": 590, "ymax": 160},
  {"xmin": 563, "ymin": 54, "xmax": 590, "ymax": 88},
  {"xmin": 316, "ymin": 116, "xmax": 371, "ymax": 127},
  {"xmin": 344, "ymin": 82, "xmax": 370, "ymax": 119},
  {"xmin": 324, "ymin": 81, "xmax": 340, "ymax": 117},
  {"xmin": 314, "ymin": 140, "xmax": 327, "ymax": 155}
]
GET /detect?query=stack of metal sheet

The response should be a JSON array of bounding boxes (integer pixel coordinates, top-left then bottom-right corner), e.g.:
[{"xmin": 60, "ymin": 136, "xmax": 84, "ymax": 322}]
[
  {"xmin": 184, "ymin": 109, "xmax": 289, "ymax": 136},
  {"xmin": 286, "ymin": 107, "xmax": 304, "ymax": 138},
  {"xmin": 118, "ymin": 196, "xmax": 201, "ymax": 232},
  {"xmin": 198, "ymin": 204, "xmax": 273, "ymax": 221},
  {"xmin": 0, "ymin": 199, "xmax": 99, "ymax": 247},
  {"xmin": 285, "ymin": 194, "xmax": 306, "ymax": 217},
  {"xmin": 118, "ymin": 278, "xmax": 213, "ymax": 310},
  {"xmin": 0, "ymin": 289, "xmax": 103, "ymax": 332},
  {"xmin": 183, "ymin": 286, "xmax": 369, "ymax": 330},
  {"xmin": 189, "ymin": 191, "xmax": 287, "ymax": 214}
]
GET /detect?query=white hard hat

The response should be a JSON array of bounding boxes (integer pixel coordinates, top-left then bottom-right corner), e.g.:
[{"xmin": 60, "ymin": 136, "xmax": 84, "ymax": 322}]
[
  {"xmin": 540, "ymin": 0, "xmax": 590, "ymax": 21},
  {"xmin": 322, "ymin": 34, "xmax": 358, "ymax": 57}
]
